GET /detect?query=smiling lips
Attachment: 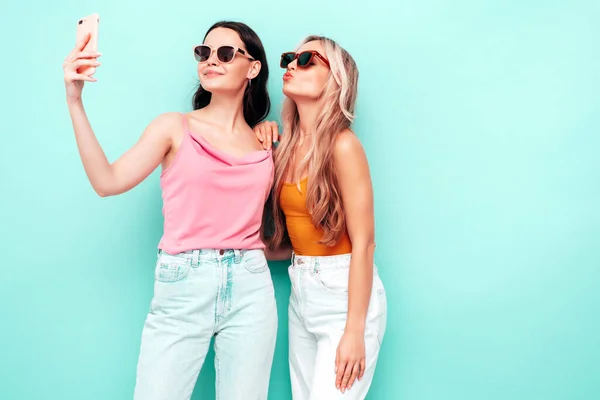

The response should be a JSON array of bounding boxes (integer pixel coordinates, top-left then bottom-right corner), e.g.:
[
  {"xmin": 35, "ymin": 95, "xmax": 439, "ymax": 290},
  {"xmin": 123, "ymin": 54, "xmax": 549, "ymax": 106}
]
[{"xmin": 204, "ymin": 70, "xmax": 224, "ymax": 78}]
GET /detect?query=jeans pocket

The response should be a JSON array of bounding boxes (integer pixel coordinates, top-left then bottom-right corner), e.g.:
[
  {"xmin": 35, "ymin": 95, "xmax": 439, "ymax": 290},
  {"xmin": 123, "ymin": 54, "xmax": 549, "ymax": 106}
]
[
  {"xmin": 315, "ymin": 267, "xmax": 349, "ymax": 295},
  {"xmin": 243, "ymin": 250, "xmax": 269, "ymax": 274},
  {"xmin": 154, "ymin": 260, "xmax": 191, "ymax": 283}
]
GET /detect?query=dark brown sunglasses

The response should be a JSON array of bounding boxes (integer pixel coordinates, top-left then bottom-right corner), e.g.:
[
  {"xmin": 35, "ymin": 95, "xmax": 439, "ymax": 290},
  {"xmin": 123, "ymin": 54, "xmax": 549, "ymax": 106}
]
[
  {"xmin": 280, "ymin": 51, "xmax": 330, "ymax": 69},
  {"xmin": 193, "ymin": 44, "xmax": 255, "ymax": 64}
]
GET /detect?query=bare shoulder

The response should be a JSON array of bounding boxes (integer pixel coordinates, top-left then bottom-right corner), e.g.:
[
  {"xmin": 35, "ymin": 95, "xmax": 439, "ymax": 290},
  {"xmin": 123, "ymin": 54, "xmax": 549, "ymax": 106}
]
[
  {"xmin": 140, "ymin": 112, "xmax": 183, "ymax": 143},
  {"xmin": 148, "ymin": 112, "xmax": 182, "ymax": 132},
  {"xmin": 333, "ymin": 129, "xmax": 367, "ymax": 164}
]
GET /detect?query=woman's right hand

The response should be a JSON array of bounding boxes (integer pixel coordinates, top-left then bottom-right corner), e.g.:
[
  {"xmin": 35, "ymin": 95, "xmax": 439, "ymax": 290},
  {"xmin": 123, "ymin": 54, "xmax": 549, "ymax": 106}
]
[{"xmin": 63, "ymin": 33, "xmax": 101, "ymax": 104}]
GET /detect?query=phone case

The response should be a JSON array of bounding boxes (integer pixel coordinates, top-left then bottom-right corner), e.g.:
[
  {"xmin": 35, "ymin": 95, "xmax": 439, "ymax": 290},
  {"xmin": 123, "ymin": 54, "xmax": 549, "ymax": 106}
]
[{"xmin": 75, "ymin": 13, "xmax": 99, "ymax": 75}]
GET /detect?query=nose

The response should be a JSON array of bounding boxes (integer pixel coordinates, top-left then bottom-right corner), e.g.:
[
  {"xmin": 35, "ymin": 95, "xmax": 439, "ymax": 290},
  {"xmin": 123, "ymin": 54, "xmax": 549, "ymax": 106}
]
[
  {"xmin": 287, "ymin": 59, "xmax": 297, "ymax": 71},
  {"xmin": 206, "ymin": 49, "xmax": 219, "ymax": 65}
]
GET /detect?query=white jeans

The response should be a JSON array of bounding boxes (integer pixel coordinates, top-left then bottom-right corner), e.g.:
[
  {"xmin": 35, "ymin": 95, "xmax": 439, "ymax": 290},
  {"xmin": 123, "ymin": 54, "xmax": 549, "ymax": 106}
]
[{"xmin": 288, "ymin": 253, "xmax": 387, "ymax": 400}]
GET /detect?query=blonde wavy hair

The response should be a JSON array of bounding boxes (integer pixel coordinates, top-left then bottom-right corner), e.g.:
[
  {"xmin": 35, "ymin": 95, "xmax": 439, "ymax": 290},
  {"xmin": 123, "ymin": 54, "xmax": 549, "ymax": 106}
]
[{"xmin": 268, "ymin": 35, "xmax": 359, "ymax": 249}]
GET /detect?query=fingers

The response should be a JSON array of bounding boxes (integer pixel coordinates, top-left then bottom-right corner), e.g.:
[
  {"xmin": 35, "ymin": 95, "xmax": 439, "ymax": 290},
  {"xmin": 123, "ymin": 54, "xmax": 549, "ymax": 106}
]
[
  {"xmin": 339, "ymin": 362, "xmax": 354, "ymax": 393},
  {"xmin": 74, "ymin": 32, "xmax": 91, "ymax": 52},
  {"xmin": 73, "ymin": 59, "xmax": 101, "ymax": 69},
  {"xmin": 63, "ymin": 53, "xmax": 101, "ymax": 84},
  {"xmin": 335, "ymin": 360, "xmax": 346, "ymax": 390},
  {"xmin": 345, "ymin": 362, "xmax": 361, "ymax": 391},
  {"xmin": 75, "ymin": 51, "xmax": 102, "ymax": 60},
  {"xmin": 254, "ymin": 125, "xmax": 267, "ymax": 149},
  {"xmin": 64, "ymin": 52, "xmax": 101, "ymax": 66},
  {"xmin": 254, "ymin": 121, "xmax": 280, "ymax": 151},
  {"xmin": 336, "ymin": 355, "xmax": 364, "ymax": 393},
  {"xmin": 335, "ymin": 343, "xmax": 347, "ymax": 391},
  {"xmin": 72, "ymin": 73, "xmax": 97, "ymax": 82},
  {"xmin": 264, "ymin": 121, "xmax": 279, "ymax": 151},
  {"xmin": 358, "ymin": 358, "xmax": 366, "ymax": 380},
  {"xmin": 269, "ymin": 121, "xmax": 280, "ymax": 143}
]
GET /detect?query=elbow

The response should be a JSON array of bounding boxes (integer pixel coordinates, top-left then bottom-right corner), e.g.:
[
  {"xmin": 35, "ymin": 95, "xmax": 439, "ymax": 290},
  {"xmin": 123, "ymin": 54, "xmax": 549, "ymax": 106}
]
[
  {"xmin": 93, "ymin": 183, "xmax": 117, "ymax": 198},
  {"xmin": 95, "ymin": 189, "xmax": 110, "ymax": 198},
  {"xmin": 351, "ymin": 239, "xmax": 376, "ymax": 254},
  {"xmin": 263, "ymin": 241, "xmax": 293, "ymax": 262},
  {"xmin": 264, "ymin": 249, "xmax": 275, "ymax": 261},
  {"xmin": 96, "ymin": 191, "xmax": 111, "ymax": 198},
  {"xmin": 91, "ymin": 168, "xmax": 119, "ymax": 198}
]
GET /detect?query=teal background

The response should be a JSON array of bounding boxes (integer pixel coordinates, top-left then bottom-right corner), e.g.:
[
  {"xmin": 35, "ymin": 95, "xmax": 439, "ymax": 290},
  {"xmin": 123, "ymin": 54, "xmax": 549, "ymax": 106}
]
[{"xmin": 1, "ymin": 0, "xmax": 599, "ymax": 399}]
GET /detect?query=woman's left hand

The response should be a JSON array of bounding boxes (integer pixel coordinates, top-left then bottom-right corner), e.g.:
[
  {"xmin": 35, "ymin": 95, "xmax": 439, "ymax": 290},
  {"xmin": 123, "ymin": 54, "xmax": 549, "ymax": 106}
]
[
  {"xmin": 253, "ymin": 120, "xmax": 280, "ymax": 150},
  {"xmin": 335, "ymin": 330, "xmax": 366, "ymax": 393}
]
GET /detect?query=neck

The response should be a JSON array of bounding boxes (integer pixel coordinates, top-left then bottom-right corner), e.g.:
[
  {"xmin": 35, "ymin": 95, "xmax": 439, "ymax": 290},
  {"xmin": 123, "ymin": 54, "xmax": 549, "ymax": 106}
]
[
  {"xmin": 201, "ymin": 91, "xmax": 247, "ymax": 133},
  {"xmin": 295, "ymin": 99, "xmax": 322, "ymax": 136}
]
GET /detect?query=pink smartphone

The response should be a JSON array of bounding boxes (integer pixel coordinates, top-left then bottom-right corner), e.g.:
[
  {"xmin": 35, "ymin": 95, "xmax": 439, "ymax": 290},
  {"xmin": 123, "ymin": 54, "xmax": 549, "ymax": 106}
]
[{"xmin": 75, "ymin": 13, "xmax": 99, "ymax": 75}]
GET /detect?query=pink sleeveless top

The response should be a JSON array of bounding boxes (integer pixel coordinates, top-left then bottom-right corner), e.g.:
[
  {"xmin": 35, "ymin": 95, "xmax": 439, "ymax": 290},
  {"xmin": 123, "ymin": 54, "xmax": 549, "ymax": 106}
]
[{"xmin": 157, "ymin": 114, "xmax": 273, "ymax": 253}]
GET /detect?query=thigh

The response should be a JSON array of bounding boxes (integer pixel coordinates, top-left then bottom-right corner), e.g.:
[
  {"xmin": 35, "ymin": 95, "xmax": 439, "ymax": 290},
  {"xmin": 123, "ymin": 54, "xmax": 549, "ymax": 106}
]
[
  {"xmin": 307, "ymin": 275, "xmax": 388, "ymax": 400},
  {"xmin": 289, "ymin": 296, "xmax": 318, "ymax": 400},
  {"xmin": 133, "ymin": 253, "xmax": 217, "ymax": 400},
  {"xmin": 214, "ymin": 251, "xmax": 278, "ymax": 400}
]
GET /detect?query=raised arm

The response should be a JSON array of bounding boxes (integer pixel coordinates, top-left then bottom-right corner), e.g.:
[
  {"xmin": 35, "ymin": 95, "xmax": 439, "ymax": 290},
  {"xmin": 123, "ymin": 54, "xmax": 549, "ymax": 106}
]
[{"xmin": 63, "ymin": 34, "xmax": 175, "ymax": 197}]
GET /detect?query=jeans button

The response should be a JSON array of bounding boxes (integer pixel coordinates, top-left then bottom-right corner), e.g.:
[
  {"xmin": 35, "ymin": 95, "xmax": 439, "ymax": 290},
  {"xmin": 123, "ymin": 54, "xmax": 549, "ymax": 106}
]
[{"xmin": 219, "ymin": 249, "xmax": 225, "ymax": 255}]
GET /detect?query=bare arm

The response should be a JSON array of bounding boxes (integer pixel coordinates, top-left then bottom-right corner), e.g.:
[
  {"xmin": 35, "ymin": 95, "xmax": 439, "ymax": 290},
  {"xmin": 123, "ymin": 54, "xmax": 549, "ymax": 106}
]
[
  {"xmin": 63, "ymin": 34, "xmax": 175, "ymax": 197},
  {"xmin": 263, "ymin": 239, "xmax": 293, "ymax": 261},
  {"xmin": 68, "ymin": 104, "xmax": 175, "ymax": 197},
  {"xmin": 334, "ymin": 130, "xmax": 376, "ymax": 392},
  {"xmin": 260, "ymin": 207, "xmax": 293, "ymax": 261}
]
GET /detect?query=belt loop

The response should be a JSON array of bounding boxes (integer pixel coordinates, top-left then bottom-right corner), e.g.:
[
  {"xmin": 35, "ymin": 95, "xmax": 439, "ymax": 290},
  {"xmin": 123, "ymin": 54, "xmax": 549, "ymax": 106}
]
[
  {"xmin": 192, "ymin": 250, "xmax": 199, "ymax": 266},
  {"xmin": 313, "ymin": 258, "xmax": 320, "ymax": 274},
  {"xmin": 234, "ymin": 249, "xmax": 241, "ymax": 264},
  {"xmin": 291, "ymin": 252, "xmax": 296, "ymax": 266}
]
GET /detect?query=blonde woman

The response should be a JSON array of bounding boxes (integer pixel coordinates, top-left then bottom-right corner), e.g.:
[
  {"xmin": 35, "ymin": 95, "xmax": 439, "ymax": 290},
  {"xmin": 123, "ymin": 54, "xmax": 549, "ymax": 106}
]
[{"xmin": 255, "ymin": 36, "xmax": 387, "ymax": 399}]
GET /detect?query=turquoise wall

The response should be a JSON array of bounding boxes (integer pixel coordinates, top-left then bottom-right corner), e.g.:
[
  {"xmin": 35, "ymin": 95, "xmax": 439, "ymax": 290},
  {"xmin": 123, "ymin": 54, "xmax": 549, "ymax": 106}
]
[{"xmin": 1, "ymin": 0, "xmax": 599, "ymax": 399}]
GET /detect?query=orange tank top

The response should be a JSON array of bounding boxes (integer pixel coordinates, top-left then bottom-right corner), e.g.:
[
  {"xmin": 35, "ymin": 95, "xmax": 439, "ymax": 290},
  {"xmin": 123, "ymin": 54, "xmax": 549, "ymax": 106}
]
[{"xmin": 279, "ymin": 178, "xmax": 352, "ymax": 256}]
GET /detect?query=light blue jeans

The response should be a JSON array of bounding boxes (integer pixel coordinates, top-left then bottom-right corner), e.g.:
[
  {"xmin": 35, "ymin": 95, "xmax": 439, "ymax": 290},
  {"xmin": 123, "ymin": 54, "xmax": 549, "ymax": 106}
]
[{"xmin": 133, "ymin": 249, "xmax": 278, "ymax": 400}]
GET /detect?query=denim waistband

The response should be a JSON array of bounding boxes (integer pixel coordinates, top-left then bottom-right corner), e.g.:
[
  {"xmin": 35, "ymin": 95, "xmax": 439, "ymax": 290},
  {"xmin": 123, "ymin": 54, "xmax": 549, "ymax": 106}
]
[
  {"xmin": 158, "ymin": 248, "xmax": 261, "ymax": 264},
  {"xmin": 290, "ymin": 252, "xmax": 379, "ymax": 275},
  {"xmin": 290, "ymin": 252, "xmax": 351, "ymax": 270}
]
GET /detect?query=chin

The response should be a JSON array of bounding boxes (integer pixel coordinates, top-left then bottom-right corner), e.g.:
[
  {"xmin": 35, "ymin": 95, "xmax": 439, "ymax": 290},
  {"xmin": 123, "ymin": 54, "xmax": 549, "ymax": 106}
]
[
  {"xmin": 283, "ymin": 88, "xmax": 318, "ymax": 102},
  {"xmin": 282, "ymin": 85, "xmax": 301, "ymax": 99},
  {"xmin": 200, "ymin": 82, "xmax": 236, "ymax": 94}
]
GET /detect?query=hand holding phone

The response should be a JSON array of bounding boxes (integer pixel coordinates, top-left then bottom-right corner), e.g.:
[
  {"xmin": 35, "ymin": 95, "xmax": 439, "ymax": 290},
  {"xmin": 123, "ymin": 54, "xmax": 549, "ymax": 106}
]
[
  {"xmin": 63, "ymin": 13, "xmax": 101, "ymax": 103},
  {"xmin": 75, "ymin": 13, "xmax": 99, "ymax": 75}
]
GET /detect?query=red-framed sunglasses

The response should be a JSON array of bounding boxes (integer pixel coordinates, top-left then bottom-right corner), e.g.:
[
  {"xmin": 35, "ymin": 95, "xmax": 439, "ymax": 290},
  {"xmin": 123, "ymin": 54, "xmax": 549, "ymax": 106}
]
[
  {"xmin": 280, "ymin": 51, "xmax": 330, "ymax": 69},
  {"xmin": 193, "ymin": 44, "xmax": 255, "ymax": 64}
]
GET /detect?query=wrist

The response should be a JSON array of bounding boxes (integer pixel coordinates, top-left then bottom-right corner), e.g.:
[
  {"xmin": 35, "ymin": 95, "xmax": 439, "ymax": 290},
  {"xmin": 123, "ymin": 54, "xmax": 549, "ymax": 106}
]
[
  {"xmin": 66, "ymin": 96, "xmax": 82, "ymax": 107},
  {"xmin": 344, "ymin": 319, "xmax": 365, "ymax": 334}
]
